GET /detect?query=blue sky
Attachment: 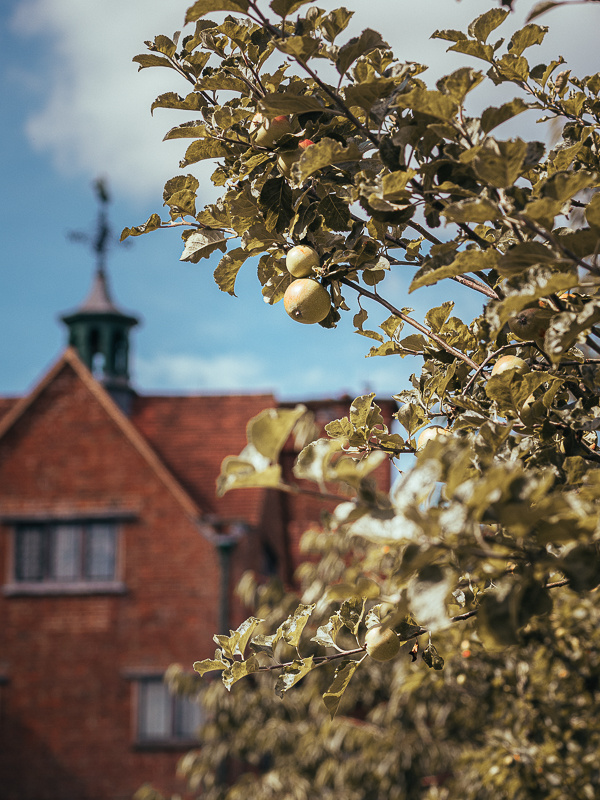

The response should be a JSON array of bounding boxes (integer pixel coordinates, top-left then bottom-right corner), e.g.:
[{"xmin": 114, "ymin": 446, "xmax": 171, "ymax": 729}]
[{"xmin": 1, "ymin": 0, "xmax": 599, "ymax": 402}]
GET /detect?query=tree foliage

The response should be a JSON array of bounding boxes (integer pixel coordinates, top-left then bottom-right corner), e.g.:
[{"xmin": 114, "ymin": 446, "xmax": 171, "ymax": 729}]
[{"xmin": 129, "ymin": 0, "xmax": 600, "ymax": 796}]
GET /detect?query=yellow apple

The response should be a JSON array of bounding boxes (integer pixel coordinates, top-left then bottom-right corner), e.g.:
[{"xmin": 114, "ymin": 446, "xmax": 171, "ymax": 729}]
[
  {"xmin": 416, "ymin": 426, "xmax": 450, "ymax": 450},
  {"xmin": 283, "ymin": 279, "xmax": 331, "ymax": 324},
  {"xmin": 277, "ymin": 138, "xmax": 314, "ymax": 178},
  {"xmin": 490, "ymin": 355, "xmax": 529, "ymax": 377},
  {"xmin": 365, "ymin": 625, "xmax": 400, "ymax": 662},
  {"xmin": 251, "ymin": 114, "xmax": 292, "ymax": 148},
  {"xmin": 286, "ymin": 245, "xmax": 320, "ymax": 277}
]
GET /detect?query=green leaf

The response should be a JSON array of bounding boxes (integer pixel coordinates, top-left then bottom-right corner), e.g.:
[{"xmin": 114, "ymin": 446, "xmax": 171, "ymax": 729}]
[
  {"xmin": 311, "ymin": 613, "xmax": 343, "ymax": 648},
  {"xmin": 269, "ymin": 0, "xmax": 311, "ymax": 16},
  {"xmin": 213, "ymin": 248, "xmax": 249, "ymax": 295},
  {"xmin": 260, "ymin": 177, "xmax": 293, "ymax": 234},
  {"xmin": 279, "ymin": 603, "xmax": 316, "ymax": 648},
  {"xmin": 273, "ymin": 34, "xmax": 320, "ymax": 61},
  {"xmin": 410, "ymin": 248, "xmax": 499, "ymax": 291},
  {"xmin": 481, "ymin": 98, "xmax": 530, "ymax": 133},
  {"xmin": 293, "ymin": 138, "xmax": 361, "ymax": 182},
  {"xmin": 496, "ymin": 242, "xmax": 562, "ymax": 277},
  {"xmin": 216, "ymin": 452, "xmax": 282, "ymax": 496},
  {"xmin": 120, "ymin": 213, "xmax": 162, "ymax": 241},
  {"xmin": 471, "ymin": 138, "xmax": 529, "ymax": 189},
  {"xmin": 151, "ymin": 92, "xmax": 208, "ymax": 114},
  {"xmin": 437, "ymin": 67, "xmax": 485, "ymax": 103},
  {"xmin": 193, "ymin": 649, "xmax": 230, "ymax": 675},
  {"xmin": 163, "ymin": 121, "xmax": 207, "ymax": 141},
  {"xmin": 321, "ymin": 8, "xmax": 354, "ymax": 43},
  {"xmin": 467, "ymin": 8, "xmax": 509, "ymax": 42},
  {"xmin": 293, "ymin": 438, "xmax": 343, "ymax": 487},
  {"xmin": 431, "ymin": 29, "xmax": 468, "ymax": 43},
  {"xmin": 586, "ymin": 192, "xmax": 600, "ymax": 234},
  {"xmin": 180, "ymin": 229, "xmax": 228, "ymax": 263},
  {"xmin": 336, "ymin": 28, "xmax": 388, "ymax": 76},
  {"xmin": 259, "ymin": 93, "xmax": 324, "ymax": 115},
  {"xmin": 339, "ymin": 597, "xmax": 365, "ymax": 636},
  {"xmin": 508, "ymin": 23, "xmax": 548, "ymax": 56},
  {"xmin": 540, "ymin": 170, "xmax": 598, "ymax": 203},
  {"xmin": 317, "ymin": 194, "xmax": 352, "ymax": 231},
  {"xmin": 222, "ymin": 655, "xmax": 259, "ymax": 690},
  {"xmin": 442, "ymin": 198, "xmax": 501, "ymax": 223},
  {"xmin": 249, "ymin": 631, "xmax": 281, "ymax": 659},
  {"xmin": 344, "ymin": 78, "xmax": 396, "ymax": 112},
  {"xmin": 526, "ymin": 1, "xmax": 566, "ymax": 23},
  {"xmin": 323, "ymin": 659, "xmax": 360, "ymax": 719},
  {"xmin": 185, "ymin": 0, "xmax": 249, "ymax": 23},
  {"xmin": 180, "ymin": 138, "xmax": 235, "ymax": 166},
  {"xmin": 545, "ymin": 302, "xmax": 600, "ymax": 362},
  {"xmin": 447, "ymin": 39, "xmax": 494, "ymax": 64},
  {"xmin": 393, "ymin": 88, "xmax": 458, "ymax": 122},
  {"xmin": 274, "ymin": 657, "xmax": 314, "ymax": 697},
  {"xmin": 248, "ymin": 405, "xmax": 307, "ymax": 462},
  {"xmin": 132, "ymin": 54, "xmax": 175, "ymax": 71}
]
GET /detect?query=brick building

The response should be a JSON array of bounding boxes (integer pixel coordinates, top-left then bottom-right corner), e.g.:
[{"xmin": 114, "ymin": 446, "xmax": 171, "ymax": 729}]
[{"xmin": 0, "ymin": 266, "xmax": 394, "ymax": 800}]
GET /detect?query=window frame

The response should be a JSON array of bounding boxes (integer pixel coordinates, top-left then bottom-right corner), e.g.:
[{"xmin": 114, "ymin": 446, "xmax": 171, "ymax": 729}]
[
  {"xmin": 134, "ymin": 675, "xmax": 203, "ymax": 749},
  {"xmin": 2, "ymin": 514, "xmax": 130, "ymax": 596}
]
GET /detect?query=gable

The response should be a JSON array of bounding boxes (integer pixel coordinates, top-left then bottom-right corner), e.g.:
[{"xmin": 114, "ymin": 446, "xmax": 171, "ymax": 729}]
[{"xmin": 0, "ymin": 352, "xmax": 200, "ymax": 521}]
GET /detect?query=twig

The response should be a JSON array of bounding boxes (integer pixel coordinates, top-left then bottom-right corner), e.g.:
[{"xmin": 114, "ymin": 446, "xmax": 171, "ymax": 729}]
[{"xmin": 340, "ymin": 278, "xmax": 479, "ymax": 370}]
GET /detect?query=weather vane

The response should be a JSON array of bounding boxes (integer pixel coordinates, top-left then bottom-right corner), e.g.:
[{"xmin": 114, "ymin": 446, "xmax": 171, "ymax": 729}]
[{"xmin": 67, "ymin": 178, "xmax": 129, "ymax": 271}]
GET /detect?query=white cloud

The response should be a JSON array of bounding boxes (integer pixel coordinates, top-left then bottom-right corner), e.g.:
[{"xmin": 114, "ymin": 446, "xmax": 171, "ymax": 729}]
[
  {"xmin": 135, "ymin": 351, "xmax": 269, "ymax": 392},
  {"xmin": 11, "ymin": 0, "xmax": 211, "ymax": 203},
  {"xmin": 9, "ymin": 0, "xmax": 600, "ymax": 203}
]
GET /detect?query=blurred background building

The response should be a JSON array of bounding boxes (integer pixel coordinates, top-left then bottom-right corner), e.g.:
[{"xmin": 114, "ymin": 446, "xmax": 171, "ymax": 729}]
[{"xmin": 0, "ymin": 202, "xmax": 394, "ymax": 799}]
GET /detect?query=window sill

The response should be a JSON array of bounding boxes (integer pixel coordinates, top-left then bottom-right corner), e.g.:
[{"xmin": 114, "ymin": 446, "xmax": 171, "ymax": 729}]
[
  {"xmin": 3, "ymin": 581, "xmax": 127, "ymax": 597},
  {"xmin": 133, "ymin": 739, "xmax": 199, "ymax": 751}
]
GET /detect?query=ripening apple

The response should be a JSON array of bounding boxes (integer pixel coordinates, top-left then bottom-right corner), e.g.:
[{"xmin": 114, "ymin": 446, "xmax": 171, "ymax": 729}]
[
  {"xmin": 286, "ymin": 245, "xmax": 320, "ymax": 277},
  {"xmin": 508, "ymin": 307, "xmax": 555, "ymax": 345},
  {"xmin": 277, "ymin": 138, "xmax": 314, "ymax": 178},
  {"xmin": 283, "ymin": 278, "xmax": 331, "ymax": 324},
  {"xmin": 416, "ymin": 426, "xmax": 450, "ymax": 450},
  {"xmin": 251, "ymin": 114, "xmax": 292, "ymax": 148},
  {"xmin": 365, "ymin": 625, "xmax": 400, "ymax": 662},
  {"xmin": 490, "ymin": 355, "xmax": 529, "ymax": 377}
]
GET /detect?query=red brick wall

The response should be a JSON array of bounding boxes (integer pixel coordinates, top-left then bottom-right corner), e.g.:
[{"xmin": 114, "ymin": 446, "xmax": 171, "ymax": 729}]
[{"xmin": 0, "ymin": 363, "xmax": 264, "ymax": 800}]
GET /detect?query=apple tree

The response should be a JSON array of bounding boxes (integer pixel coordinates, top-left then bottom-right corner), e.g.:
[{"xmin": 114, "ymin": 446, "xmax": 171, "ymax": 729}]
[{"xmin": 125, "ymin": 0, "xmax": 600, "ymax": 796}]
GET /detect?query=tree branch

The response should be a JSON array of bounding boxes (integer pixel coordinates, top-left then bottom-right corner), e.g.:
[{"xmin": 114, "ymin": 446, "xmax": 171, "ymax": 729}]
[{"xmin": 340, "ymin": 278, "xmax": 479, "ymax": 370}]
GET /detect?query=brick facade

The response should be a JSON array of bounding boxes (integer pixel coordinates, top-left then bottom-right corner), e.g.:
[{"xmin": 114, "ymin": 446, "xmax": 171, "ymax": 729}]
[{"xmin": 0, "ymin": 348, "xmax": 394, "ymax": 800}]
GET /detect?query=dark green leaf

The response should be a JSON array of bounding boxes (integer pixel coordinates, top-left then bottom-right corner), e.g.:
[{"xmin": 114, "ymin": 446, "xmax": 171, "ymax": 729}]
[
  {"xmin": 468, "ymin": 8, "xmax": 509, "ymax": 42},
  {"xmin": 336, "ymin": 28, "xmax": 388, "ymax": 76},
  {"xmin": 185, "ymin": 0, "xmax": 249, "ymax": 23},
  {"xmin": 213, "ymin": 247, "xmax": 249, "ymax": 295},
  {"xmin": 120, "ymin": 213, "xmax": 162, "ymax": 241},
  {"xmin": 259, "ymin": 93, "xmax": 324, "ymax": 115},
  {"xmin": 481, "ymin": 97, "xmax": 530, "ymax": 133},
  {"xmin": 260, "ymin": 177, "xmax": 293, "ymax": 233},
  {"xmin": 317, "ymin": 194, "xmax": 352, "ymax": 231},
  {"xmin": 269, "ymin": 0, "xmax": 311, "ymax": 16},
  {"xmin": 508, "ymin": 23, "xmax": 548, "ymax": 56},
  {"xmin": 151, "ymin": 92, "xmax": 208, "ymax": 114}
]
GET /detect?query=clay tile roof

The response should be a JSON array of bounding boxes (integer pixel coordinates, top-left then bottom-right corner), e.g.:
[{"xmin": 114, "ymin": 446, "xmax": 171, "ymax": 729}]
[
  {"xmin": 130, "ymin": 394, "xmax": 278, "ymax": 525},
  {"xmin": 0, "ymin": 398, "xmax": 18, "ymax": 421}
]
